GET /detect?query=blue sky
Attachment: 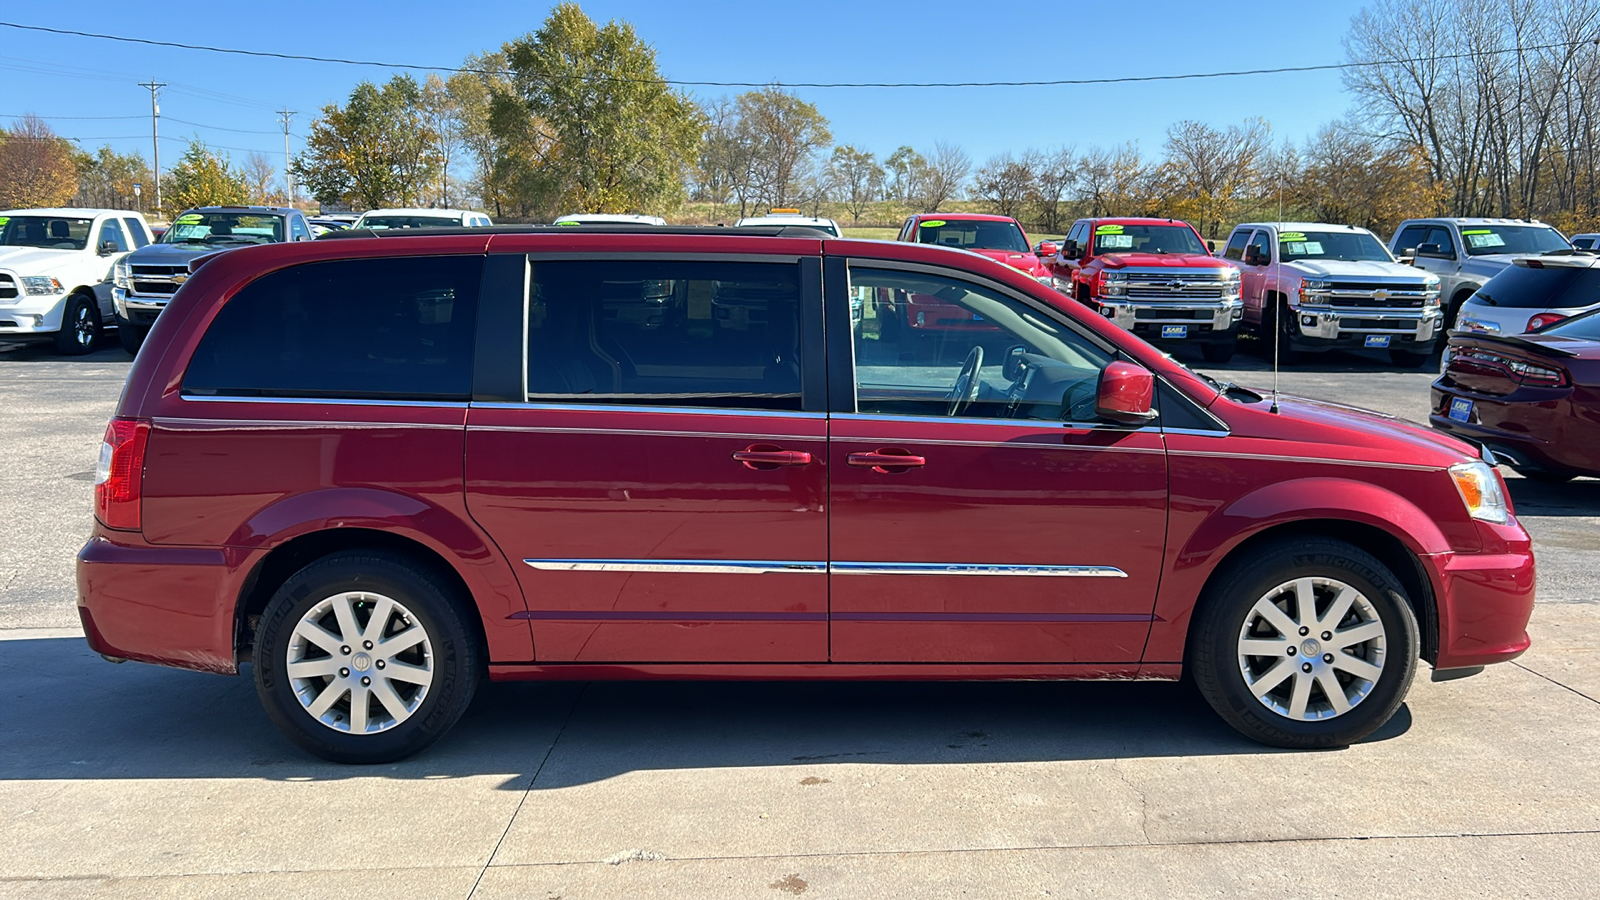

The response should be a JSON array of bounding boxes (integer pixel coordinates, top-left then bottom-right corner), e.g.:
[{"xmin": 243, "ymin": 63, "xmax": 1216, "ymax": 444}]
[{"xmin": 3, "ymin": 0, "xmax": 1364, "ymax": 175}]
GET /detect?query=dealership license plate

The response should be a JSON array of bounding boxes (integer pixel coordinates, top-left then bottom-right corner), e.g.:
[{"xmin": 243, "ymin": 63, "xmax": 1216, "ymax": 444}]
[
  {"xmin": 1364, "ymin": 334, "xmax": 1392, "ymax": 348},
  {"xmin": 1161, "ymin": 325, "xmax": 1188, "ymax": 339},
  {"xmin": 1448, "ymin": 398, "xmax": 1473, "ymax": 423}
]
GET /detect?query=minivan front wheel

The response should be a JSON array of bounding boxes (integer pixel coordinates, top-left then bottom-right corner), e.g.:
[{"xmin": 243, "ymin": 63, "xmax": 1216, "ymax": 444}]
[
  {"xmin": 253, "ymin": 551, "xmax": 481, "ymax": 763},
  {"xmin": 1190, "ymin": 538, "xmax": 1418, "ymax": 749}
]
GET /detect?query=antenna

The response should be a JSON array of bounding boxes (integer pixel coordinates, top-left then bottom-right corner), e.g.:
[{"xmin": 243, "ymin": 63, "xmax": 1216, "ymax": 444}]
[
  {"xmin": 138, "ymin": 79, "xmax": 166, "ymax": 215},
  {"xmin": 1269, "ymin": 161, "xmax": 1284, "ymax": 414}
]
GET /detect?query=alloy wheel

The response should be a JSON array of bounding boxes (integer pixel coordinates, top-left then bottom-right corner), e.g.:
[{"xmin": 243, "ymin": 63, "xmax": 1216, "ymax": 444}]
[
  {"xmin": 73, "ymin": 305, "xmax": 94, "ymax": 347},
  {"xmin": 285, "ymin": 591, "xmax": 434, "ymax": 734},
  {"xmin": 1236, "ymin": 577, "xmax": 1387, "ymax": 721}
]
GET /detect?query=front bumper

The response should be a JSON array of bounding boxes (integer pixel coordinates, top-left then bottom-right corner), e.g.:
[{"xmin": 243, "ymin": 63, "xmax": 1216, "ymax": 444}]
[
  {"xmin": 1098, "ymin": 298, "xmax": 1244, "ymax": 343},
  {"xmin": 112, "ymin": 288, "xmax": 169, "ymax": 327},
  {"xmin": 0, "ymin": 293, "xmax": 70, "ymax": 335},
  {"xmin": 1427, "ymin": 520, "xmax": 1535, "ymax": 671},
  {"xmin": 1291, "ymin": 304, "xmax": 1443, "ymax": 349}
]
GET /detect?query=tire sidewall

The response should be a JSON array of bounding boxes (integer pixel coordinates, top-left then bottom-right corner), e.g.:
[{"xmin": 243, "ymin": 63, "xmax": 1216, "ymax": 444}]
[
  {"xmin": 55, "ymin": 295, "xmax": 99, "ymax": 355},
  {"xmin": 1196, "ymin": 541, "xmax": 1419, "ymax": 747},
  {"xmin": 253, "ymin": 555, "xmax": 478, "ymax": 763}
]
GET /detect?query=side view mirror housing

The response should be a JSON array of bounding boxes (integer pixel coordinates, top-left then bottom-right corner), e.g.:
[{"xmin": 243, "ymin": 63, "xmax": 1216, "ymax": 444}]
[
  {"xmin": 1095, "ymin": 361, "xmax": 1157, "ymax": 425},
  {"xmin": 1062, "ymin": 239, "xmax": 1081, "ymax": 260},
  {"xmin": 1245, "ymin": 248, "xmax": 1271, "ymax": 266},
  {"xmin": 1416, "ymin": 243, "xmax": 1456, "ymax": 260},
  {"xmin": 97, "ymin": 240, "xmax": 120, "ymax": 256},
  {"xmin": 1035, "ymin": 241, "xmax": 1059, "ymax": 258}
]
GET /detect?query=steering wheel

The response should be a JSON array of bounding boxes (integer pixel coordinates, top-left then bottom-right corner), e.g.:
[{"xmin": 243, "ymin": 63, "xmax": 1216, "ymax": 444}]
[{"xmin": 946, "ymin": 345, "xmax": 984, "ymax": 417}]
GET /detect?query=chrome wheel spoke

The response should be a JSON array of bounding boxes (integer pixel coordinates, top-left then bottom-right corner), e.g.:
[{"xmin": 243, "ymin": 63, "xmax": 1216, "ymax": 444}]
[
  {"xmin": 348, "ymin": 686, "xmax": 370, "ymax": 733},
  {"xmin": 361, "ymin": 595, "xmax": 396, "ymax": 645},
  {"xmin": 1291, "ymin": 578, "xmax": 1317, "ymax": 626},
  {"xmin": 1250, "ymin": 596, "xmax": 1299, "ymax": 638},
  {"xmin": 1331, "ymin": 621, "xmax": 1385, "ymax": 650},
  {"xmin": 1287, "ymin": 669, "xmax": 1313, "ymax": 719},
  {"xmin": 370, "ymin": 678, "xmax": 409, "ymax": 722},
  {"xmin": 1239, "ymin": 638, "xmax": 1290, "ymax": 658},
  {"xmin": 1247, "ymin": 658, "xmax": 1294, "ymax": 698},
  {"xmin": 376, "ymin": 626, "xmax": 427, "ymax": 659},
  {"xmin": 285, "ymin": 591, "xmax": 435, "ymax": 735},
  {"xmin": 292, "ymin": 620, "xmax": 344, "ymax": 656},
  {"xmin": 331, "ymin": 595, "xmax": 361, "ymax": 644},
  {"xmin": 1317, "ymin": 671, "xmax": 1352, "ymax": 716},
  {"xmin": 1319, "ymin": 585, "xmax": 1358, "ymax": 632},
  {"xmin": 306, "ymin": 682, "xmax": 346, "ymax": 719},
  {"xmin": 1333, "ymin": 654, "xmax": 1383, "ymax": 683},
  {"xmin": 383, "ymin": 659, "xmax": 432, "ymax": 685},
  {"xmin": 286, "ymin": 658, "xmax": 340, "ymax": 679}
]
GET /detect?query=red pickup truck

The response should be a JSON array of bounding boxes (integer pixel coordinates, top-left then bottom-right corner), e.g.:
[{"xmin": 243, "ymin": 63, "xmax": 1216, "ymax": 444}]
[{"xmin": 1047, "ymin": 217, "xmax": 1243, "ymax": 362}]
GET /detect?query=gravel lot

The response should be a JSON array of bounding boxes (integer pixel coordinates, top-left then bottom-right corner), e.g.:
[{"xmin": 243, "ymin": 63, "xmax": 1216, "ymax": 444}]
[{"xmin": 3, "ymin": 336, "xmax": 1597, "ymax": 898}]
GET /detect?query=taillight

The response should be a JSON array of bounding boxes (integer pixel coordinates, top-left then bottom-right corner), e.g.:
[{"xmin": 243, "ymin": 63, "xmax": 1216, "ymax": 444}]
[
  {"xmin": 94, "ymin": 417, "xmax": 150, "ymax": 531},
  {"xmin": 1526, "ymin": 313, "xmax": 1567, "ymax": 332}
]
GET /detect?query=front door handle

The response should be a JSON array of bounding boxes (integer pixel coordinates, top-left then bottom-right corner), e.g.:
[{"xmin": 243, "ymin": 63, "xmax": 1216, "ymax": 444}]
[
  {"xmin": 732, "ymin": 445, "xmax": 813, "ymax": 469},
  {"xmin": 847, "ymin": 449, "xmax": 927, "ymax": 473}
]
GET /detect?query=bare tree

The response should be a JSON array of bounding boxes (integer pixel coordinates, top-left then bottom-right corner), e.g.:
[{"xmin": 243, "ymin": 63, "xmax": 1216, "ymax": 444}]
[
  {"xmin": 242, "ymin": 152, "xmax": 277, "ymax": 205},
  {"xmin": 1161, "ymin": 118, "xmax": 1271, "ymax": 238},
  {"xmin": 973, "ymin": 151, "xmax": 1038, "ymax": 219},
  {"xmin": 827, "ymin": 145, "xmax": 884, "ymax": 224},
  {"xmin": 915, "ymin": 141, "xmax": 971, "ymax": 212},
  {"xmin": 734, "ymin": 86, "xmax": 832, "ymax": 210},
  {"xmin": 1033, "ymin": 147, "xmax": 1078, "ymax": 232}
]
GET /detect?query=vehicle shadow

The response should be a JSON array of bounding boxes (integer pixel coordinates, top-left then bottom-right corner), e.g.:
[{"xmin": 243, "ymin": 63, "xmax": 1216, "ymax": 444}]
[
  {"xmin": 0, "ymin": 638, "xmax": 1410, "ymax": 786},
  {"xmin": 1504, "ymin": 475, "xmax": 1600, "ymax": 516},
  {"xmin": 0, "ymin": 340, "xmax": 131, "ymax": 364}
]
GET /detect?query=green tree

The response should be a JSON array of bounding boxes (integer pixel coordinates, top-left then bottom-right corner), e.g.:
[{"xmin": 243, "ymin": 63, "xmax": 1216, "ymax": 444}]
[
  {"xmin": 71, "ymin": 145, "xmax": 150, "ymax": 211},
  {"xmin": 0, "ymin": 115, "xmax": 79, "ymax": 209},
  {"xmin": 733, "ymin": 86, "xmax": 831, "ymax": 210},
  {"xmin": 827, "ymin": 145, "xmax": 884, "ymax": 224},
  {"xmin": 500, "ymin": 3, "xmax": 701, "ymax": 215},
  {"xmin": 161, "ymin": 140, "xmax": 249, "ymax": 214},
  {"xmin": 292, "ymin": 75, "xmax": 442, "ymax": 209}
]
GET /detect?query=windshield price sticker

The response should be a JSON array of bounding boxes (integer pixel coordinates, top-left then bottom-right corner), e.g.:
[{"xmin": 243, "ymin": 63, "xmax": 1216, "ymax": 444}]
[
  {"xmin": 1278, "ymin": 232, "xmax": 1308, "ymax": 243},
  {"xmin": 1095, "ymin": 224, "xmax": 1124, "ymax": 234},
  {"xmin": 1466, "ymin": 232, "xmax": 1507, "ymax": 249},
  {"xmin": 921, "ymin": 220, "xmax": 946, "ymax": 228},
  {"xmin": 174, "ymin": 214, "xmax": 204, "ymax": 225},
  {"xmin": 1284, "ymin": 241, "xmax": 1324, "ymax": 255},
  {"xmin": 0, "ymin": 217, "xmax": 9, "ymax": 229},
  {"xmin": 1099, "ymin": 234, "xmax": 1134, "ymax": 249}
]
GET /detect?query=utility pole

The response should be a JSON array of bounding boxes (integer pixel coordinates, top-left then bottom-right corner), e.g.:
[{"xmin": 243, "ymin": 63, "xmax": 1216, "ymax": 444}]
[
  {"xmin": 138, "ymin": 79, "xmax": 166, "ymax": 215},
  {"xmin": 277, "ymin": 109, "xmax": 296, "ymax": 208}
]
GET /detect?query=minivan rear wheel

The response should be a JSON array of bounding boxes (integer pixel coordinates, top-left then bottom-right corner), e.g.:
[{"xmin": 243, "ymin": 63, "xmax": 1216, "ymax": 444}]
[
  {"xmin": 1189, "ymin": 538, "xmax": 1418, "ymax": 749},
  {"xmin": 252, "ymin": 551, "xmax": 481, "ymax": 763}
]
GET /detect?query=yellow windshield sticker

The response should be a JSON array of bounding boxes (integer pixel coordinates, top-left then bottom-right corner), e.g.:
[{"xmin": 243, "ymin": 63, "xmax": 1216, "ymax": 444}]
[
  {"xmin": 1460, "ymin": 229, "xmax": 1491, "ymax": 235},
  {"xmin": 1094, "ymin": 224, "xmax": 1124, "ymax": 234},
  {"xmin": 556, "ymin": 220, "xmax": 580, "ymax": 226},
  {"xmin": 0, "ymin": 217, "xmax": 9, "ymax": 228},
  {"xmin": 1278, "ymin": 232, "xmax": 1307, "ymax": 243},
  {"xmin": 174, "ymin": 214, "xmax": 204, "ymax": 224},
  {"xmin": 920, "ymin": 220, "xmax": 946, "ymax": 228}
]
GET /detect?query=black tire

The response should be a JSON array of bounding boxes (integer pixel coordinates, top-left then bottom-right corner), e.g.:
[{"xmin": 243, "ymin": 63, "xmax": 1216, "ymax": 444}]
[
  {"xmin": 53, "ymin": 294, "xmax": 100, "ymax": 355},
  {"xmin": 1189, "ymin": 537, "xmax": 1419, "ymax": 749},
  {"xmin": 1261, "ymin": 298, "xmax": 1300, "ymax": 365},
  {"xmin": 117, "ymin": 320, "xmax": 148, "ymax": 356},
  {"xmin": 1201, "ymin": 337, "xmax": 1238, "ymax": 364},
  {"xmin": 1388, "ymin": 347, "xmax": 1432, "ymax": 368},
  {"xmin": 253, "ymin": 550, "xmax": 481, "ymax": 764}
]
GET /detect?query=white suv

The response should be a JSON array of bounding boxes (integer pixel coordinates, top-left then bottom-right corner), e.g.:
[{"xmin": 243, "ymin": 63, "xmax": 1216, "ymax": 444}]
[
  {"xmin": 352, "ymin": 209, "xmax": 493, "ymax": 229},
  {"xmin": 735, "ymin": 210, "xmax": 842, "ymax": 236},
  {"xmin": 0, "ymin": 208, "xmax": 153, "ymax": 354},
  {"xmin": 1454, "ymin": 251, "xmax": 1600, "ymax": 336}
]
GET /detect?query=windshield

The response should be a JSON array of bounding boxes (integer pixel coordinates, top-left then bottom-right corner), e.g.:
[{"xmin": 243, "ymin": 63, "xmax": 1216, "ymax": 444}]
[
  {"xmin": 0, "ymin": 215, "xmax": 94, "ymax": 250},
  {"xmin": 1459, "ymin": 225, "xmax": 1570, "ymax": 256},
  {"xmin": 916, "ymin": 219, "xmax": 1029, "ymax": 253},
  {"xmin": 1091, "ymin": 224, "xmax": 1206, "ymax": 256},
  {"xmin": 162, "ymin": 212, "xmax": 285, "ymax": 246},
  {"xmin": 357, "ymin": 215, "xmax": 462, "ymax": 229},
  {"xmin": 1475, "ymin": 264, "xmax": 1600, "ymax": 309},
  {"xmin": 1278, "ymin": 230, "xmax": 1392, "ymax": 262}
]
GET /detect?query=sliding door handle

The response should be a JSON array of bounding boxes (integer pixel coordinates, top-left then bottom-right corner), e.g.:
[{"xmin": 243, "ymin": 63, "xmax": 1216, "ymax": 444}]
[
  {"xmin": 847, "ymin": 450, "xmax": 926, "ymax": 472},
  {"xmin": 733, "ymin": 446, "xmax": 813, "ymax": 469}
]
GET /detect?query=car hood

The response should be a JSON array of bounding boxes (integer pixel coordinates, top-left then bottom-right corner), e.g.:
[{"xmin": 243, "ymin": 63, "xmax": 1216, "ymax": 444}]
[
  {"xmin": 0, "ymin": 246, "xmax": 79, "ymax": 273},
  {"xmin": 124, "ymin": 242, "xmax": 220, "ymax": 265},
  {"xmin": 1231, "ymin": 392, "xmax": 1478, "ymax": 467},
  {"xmin": 1285, "ymin": 259, "xmax": 1426, "ymax": 280},
  {"xmin": 1098, "ymin": 252, "xmax": 1225, "ymax": 269},
  {"xmin": 972, "ymin": 248, "xmax": 1049, "ymax": 277}
]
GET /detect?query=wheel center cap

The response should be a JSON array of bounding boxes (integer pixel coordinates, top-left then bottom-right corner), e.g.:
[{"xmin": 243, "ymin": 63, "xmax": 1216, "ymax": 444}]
[
  {"xmin": 352, "ymin": 653, "xmax": 372, "ymax": 672},
  {"xmin": 1301, "ymin": 639, "xmax": 1322, "ymax": 657}
]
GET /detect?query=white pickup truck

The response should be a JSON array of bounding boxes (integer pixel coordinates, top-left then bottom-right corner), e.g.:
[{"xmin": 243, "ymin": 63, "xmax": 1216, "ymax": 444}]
[
  {"xmin": 0, "ymin": 208, "xmax": 154, "ymax": 354},
  {"xmin": 1389, "ymin": 217, "xmax": 1571, "ymax": 332},
  {"xmin": 1218, "ymin": 221, "xmax": 1443, "ymax": 366}
]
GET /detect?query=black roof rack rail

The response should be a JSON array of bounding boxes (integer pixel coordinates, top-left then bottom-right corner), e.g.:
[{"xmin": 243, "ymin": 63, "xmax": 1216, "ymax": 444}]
[{"xmin": 317, "ymin": 224, "xmax": 837, "ymax": 240}]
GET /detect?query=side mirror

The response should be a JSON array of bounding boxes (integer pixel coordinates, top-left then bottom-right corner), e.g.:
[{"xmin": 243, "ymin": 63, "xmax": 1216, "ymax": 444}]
[
  {"xmin": 1416, "ymin": 243, "xmax": 1455, "ymax": 260},
  {"xmin": 1062, "ymin": 239, "xmax": 1081, "ymax": 260},
  {"xmin": 1245, "ymin": 248, "xmax": 1270, "ymax": 266},
  {"xmin": 1095, "ymin": 361, "xmax": 1157, "ymax": 425},
  {"xmin": 1035, "ymin": 241, "xmax": 1059, "ymax": 258},
  {"xmin": 98, "ymin": 240, "xmax": 120, "ymax": 256}
]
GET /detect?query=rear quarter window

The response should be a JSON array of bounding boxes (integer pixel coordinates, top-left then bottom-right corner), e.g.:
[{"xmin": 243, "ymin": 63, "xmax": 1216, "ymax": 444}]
[
  {"xmin": 182, "ymin": 256, "xmax": 483, "ymax": 400},
  {"xmin": 1475, "ymin": 265, "xmax": 1600, "ymax": 309}
]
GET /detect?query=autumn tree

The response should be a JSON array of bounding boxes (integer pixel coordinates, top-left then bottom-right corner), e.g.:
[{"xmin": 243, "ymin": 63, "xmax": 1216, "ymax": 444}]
[
  {"xmin": 501, "ymin": 3, "xmax": 701, "ymax": 215},
  {"xmin": 162, "ymin": 140, "xmax": 250, "ymax": 214},
  {"xmin": 884, "ymin": 146, "xmax": 930, "ymax": 208},
  {"xmin": 241, "ymin": 152, "xmax": 278, "ymax": 205},
  {"xmin": 1295, "ymin": 121, "xmax": 1441, "ymax": 236},
  {"xmin": 292, "ymin": 75, "xmax": 441, "ymax": 210},
  {"xmin": 973, "ymin": 151, "xmax": 1039, "ymax": 220},
  {"xmin": 71, "ymin": 145, "xmax": 150, "ymax": 211},
  {"xmin": 826, "ymin": 145, "xmax": 883, "ymax": 224},
  {"xmin": 1161, "ymin": 118, "xmax": 1271, "ymax": 239},
  {"xmin": 732, "ymin": 87, "xmax": 832, "ymax": 210},
  {"xmin": 0, "ymin": 115, "xmax": 78, "ymax": 209}
]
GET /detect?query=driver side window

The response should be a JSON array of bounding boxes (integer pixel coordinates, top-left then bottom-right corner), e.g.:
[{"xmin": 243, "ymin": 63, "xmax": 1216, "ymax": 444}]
[{"xmin": 847, "ymin": 265, "xmax": 1113, "ymax": 423}]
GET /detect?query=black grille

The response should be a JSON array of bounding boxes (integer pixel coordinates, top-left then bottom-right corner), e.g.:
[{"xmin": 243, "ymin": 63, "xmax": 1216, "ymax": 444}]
[
  {"xmin": 0, "ymin": 274, "xmax": 15, "ymax": 300},
  {"xmin": 132, "ymin": 281, "xmax": 180, "ymax": 295}
]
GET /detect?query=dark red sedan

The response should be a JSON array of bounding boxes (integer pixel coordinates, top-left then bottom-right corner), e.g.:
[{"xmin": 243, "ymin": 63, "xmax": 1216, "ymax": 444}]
[
  {"xmin": 78, "ymin": 226, "xmax": 1534, "ymax": 763},
  {"xmin": 1432, "ymin": 309, "xmax": 1600, "ymax": 480}
]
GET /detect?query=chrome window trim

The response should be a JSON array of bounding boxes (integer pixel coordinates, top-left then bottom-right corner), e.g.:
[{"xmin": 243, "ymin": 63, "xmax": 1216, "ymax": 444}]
[
  {"xmin": 473, "ymin": 401, "xmax": 826, "ymax": 419},
  {"xmin": 153, "ymin": 417, "xmax": 462, "ymax": 432},
  {"xmin": 1168, "ymin": 449, "xmax": 1438, "ymax": 472},
  {"xmin": 832, "ymin": 562, "xmax": 1128, "ymax": 578},
  {"xmin": 526, "ymin": 559, "xmax": 826, "ymax": 574},
  {"xmin": 479, "ymin": 425, "xmax": 821, "ymax": 441},
  {"xmin": 835, "ymin": 412, "xmax": 1156, "ymax": 434},
  {"xmin": 178, "ymin": 395, "xmax": 469, "ymax": 409}
]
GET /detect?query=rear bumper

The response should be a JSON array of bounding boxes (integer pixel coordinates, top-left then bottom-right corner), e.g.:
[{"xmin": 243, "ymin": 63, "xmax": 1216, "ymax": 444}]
[
  {"xmin": 1426, "ymin": 524, "xmax": 1536, "ymax": 670},
  {"xmin": 77, "ymin": 533, "xmax": 243, "ymax": 674},
  {"xmin": 1428, "ymin": 382, "xmax": 1592, "ymax": 475}
]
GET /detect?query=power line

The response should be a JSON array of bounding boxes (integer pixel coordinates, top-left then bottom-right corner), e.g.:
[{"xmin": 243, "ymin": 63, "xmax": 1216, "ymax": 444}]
[
  {"xmin": 164, "ymin": 116, "xmax": 279, "ymax": 134},
  {"xmin": 2, "ymin": 19, "xmax": 1598, "ymax": 88},
  {"xmin": 0, "ymin": 113, "xmax": 146, "ymax": 120}
]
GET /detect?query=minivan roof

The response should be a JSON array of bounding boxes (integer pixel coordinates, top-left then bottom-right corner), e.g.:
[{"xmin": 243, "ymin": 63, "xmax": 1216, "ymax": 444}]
[{"xmin": 320, "ymin": 224, "xmax": 837, "ymax": 240}]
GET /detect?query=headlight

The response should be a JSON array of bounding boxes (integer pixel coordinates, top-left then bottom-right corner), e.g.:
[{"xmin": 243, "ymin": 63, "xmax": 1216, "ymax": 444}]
[
  {"xmin": 114, "ymin": 260, "xmax": 132, "ymax": 290},
  {"xmin": 1298, "ymin": 279, "xmax": 1330, "ymax": 306},
  {"xmin": 1052, "ymin": 275, "xmax": 1073, "ymax": 293},
  {"xmin": 1036, "ymin": 276, "xmax": 1055, "ymax": 288},
  {"xmin": 21, "ymin": 276, "xmax": 64, "ymax": 295},
  {"xmin": 1101, "ymin": 272, "xmax": 1127, "ymax": 296},
  {"xmin": 1449, "ymin": 461, "xmax": 1509, "ymax": 524},
  {"xmin": 1103, "ymin": 272, "xmax": 1128, "ymax": 283}
]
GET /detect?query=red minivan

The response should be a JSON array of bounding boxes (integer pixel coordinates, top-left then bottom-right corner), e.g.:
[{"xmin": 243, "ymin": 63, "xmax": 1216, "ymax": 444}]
[{"xmin": 78, "ymin": 226, "xmax": 1536, "ymax": 763}]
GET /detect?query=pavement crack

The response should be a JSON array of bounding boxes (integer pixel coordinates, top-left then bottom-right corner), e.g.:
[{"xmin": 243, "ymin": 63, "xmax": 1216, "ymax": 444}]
[
  {"xmin": 466, "ymin": 681, "xmax": 591, "ymax": 900},
  {"xmin": 1108, "ymin": 760, "xmax": 1152, "ymax": 845},
  {"xmin": 1513, "ymin": 661, "xmax": 1600, "ymax": 706}
]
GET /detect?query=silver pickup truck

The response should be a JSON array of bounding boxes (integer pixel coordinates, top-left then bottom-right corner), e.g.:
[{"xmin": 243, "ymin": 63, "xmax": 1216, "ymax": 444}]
[
  {"xmin": 1389, "ymin": 217, "xmax": 1571, "ymax": 333},
  {"xmin": 1218, "ymin": 222, "xmax": 1443, "ymax": 366}
]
